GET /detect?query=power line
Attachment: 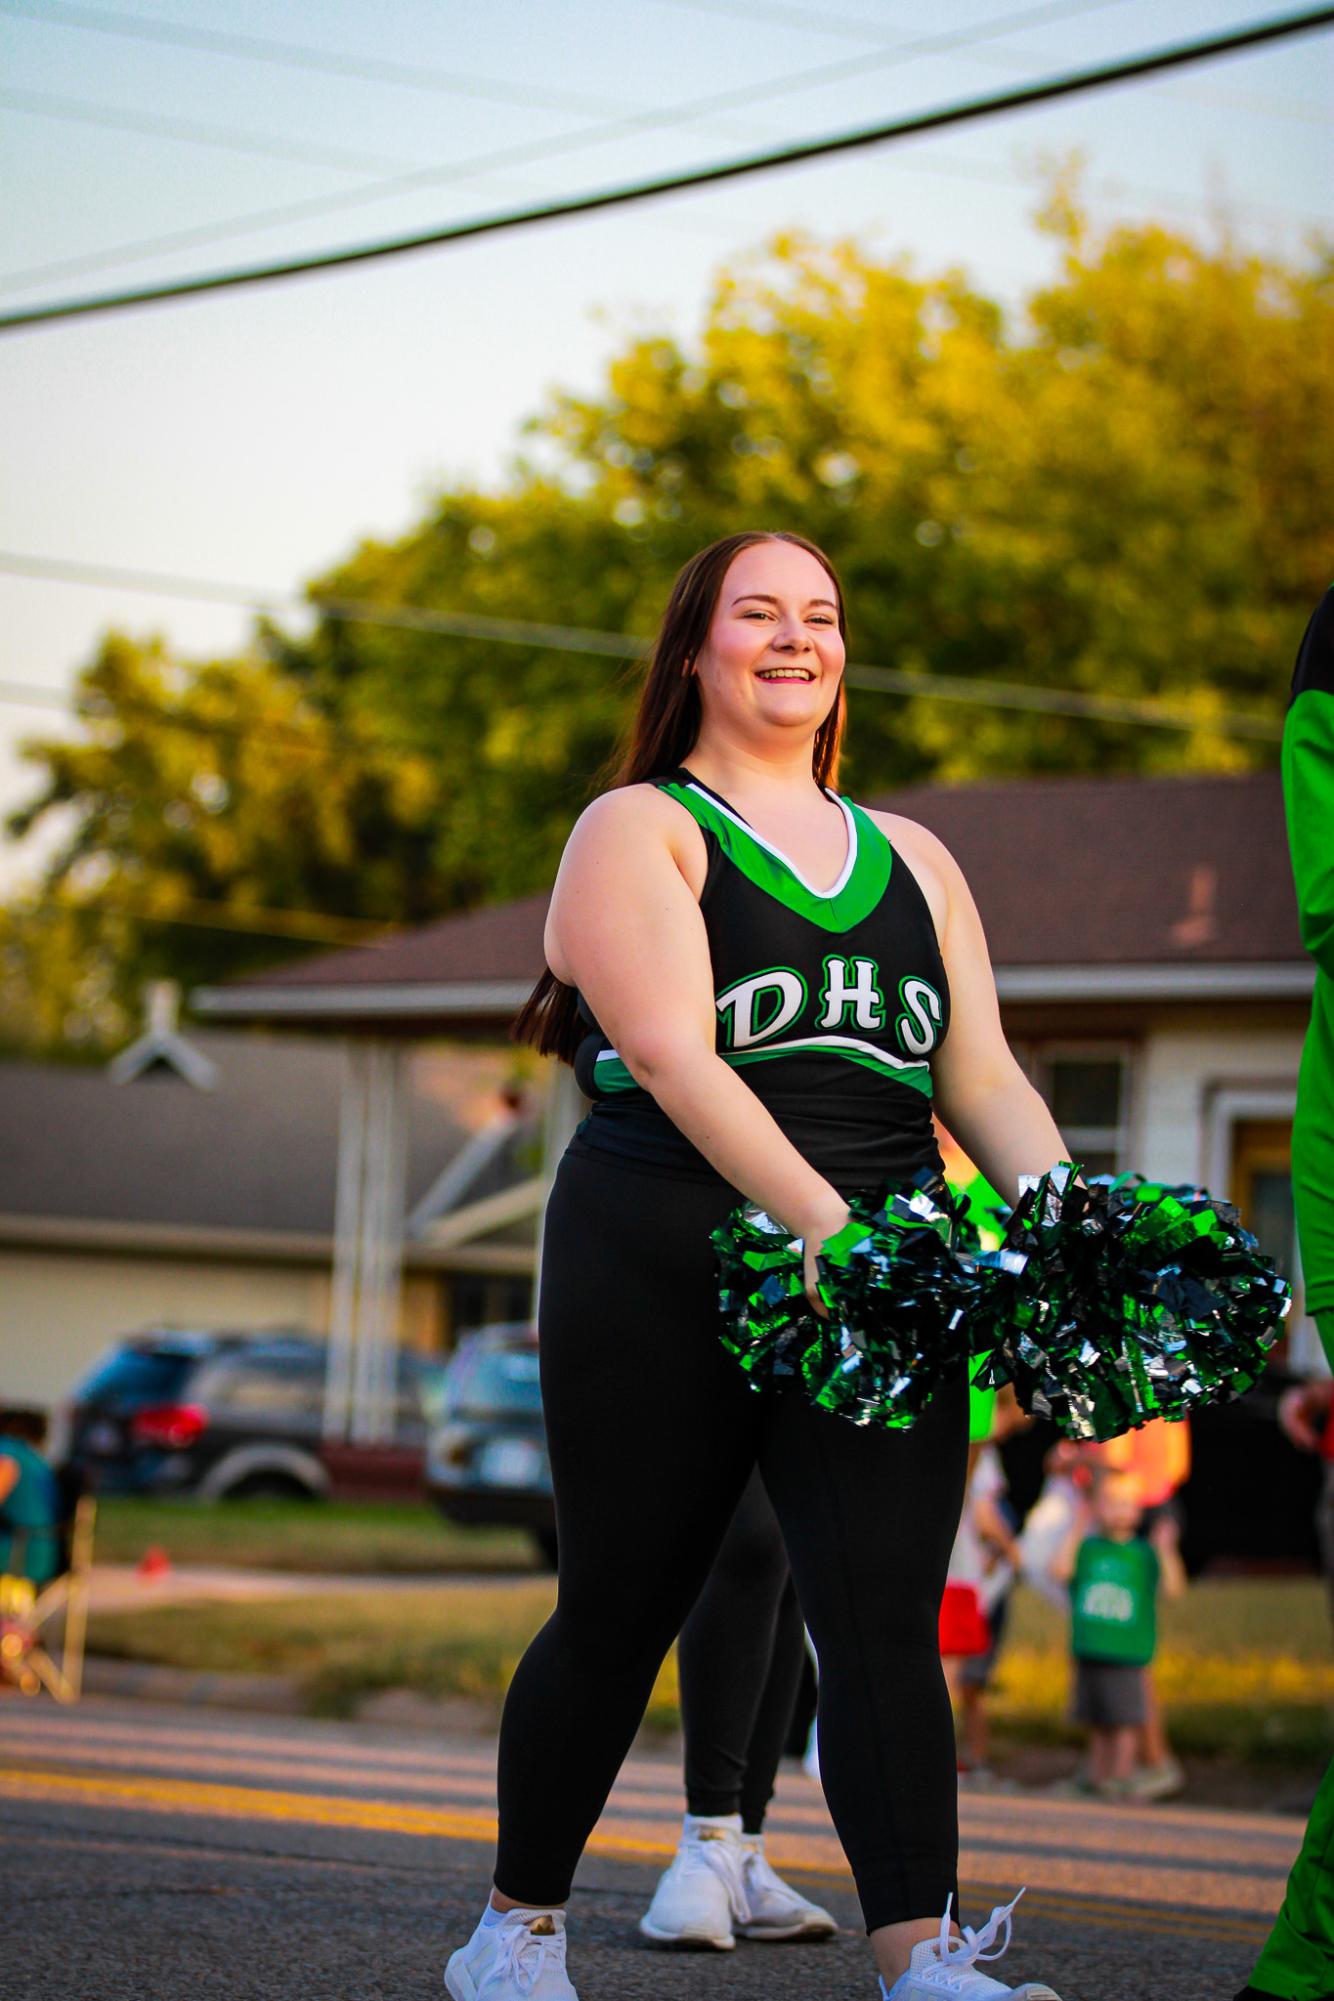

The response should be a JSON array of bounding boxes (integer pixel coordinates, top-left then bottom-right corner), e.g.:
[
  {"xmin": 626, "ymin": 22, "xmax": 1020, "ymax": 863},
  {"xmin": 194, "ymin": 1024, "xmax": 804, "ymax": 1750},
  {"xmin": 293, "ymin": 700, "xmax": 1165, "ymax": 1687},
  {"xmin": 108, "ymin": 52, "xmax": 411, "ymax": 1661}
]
[
  {"xmin": 6, "ymin": 887, "xmax": 395, "ymax": 947},
  {"xmin": 0, "ymin": 550, "xmax": 641, "ymax": 656},
  {"xmin": 0, "ymin": 86, "xmax": 417, "ymax": 177},
  {"xmin": 2, "ymin": 6, "xmax": 1330, "ymax": 337},
  {"xmin": 5, "ymin": 89, "xmax": 1318, "ymax": 282},
  {"xmin": 0, "ymin": 0, "xmax": 629, "ymax": 119},
  {"xmin": 0, "ymin": 0, "xmax": 1133, "ymax": 299},
  {"xmin": 666, "ymin": 0, "xmax": 1334, "ymax": 131},
  {"xmin": 0, "ymin": 549, "xmax": 1284, "ymax": 741},
  {"xmin": 844, "ymin": 662, "xmax": 1276, "ymax": 737}
]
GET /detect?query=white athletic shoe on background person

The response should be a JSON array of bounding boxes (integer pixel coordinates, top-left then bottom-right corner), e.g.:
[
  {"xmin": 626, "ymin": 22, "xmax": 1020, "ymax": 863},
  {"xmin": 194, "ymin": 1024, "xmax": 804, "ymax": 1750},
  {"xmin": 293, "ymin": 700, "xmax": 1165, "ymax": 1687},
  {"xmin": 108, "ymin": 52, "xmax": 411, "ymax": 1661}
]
[
  {"xmin": 638, "ymin": 1812, "xmax": 750, "ymax": 1948},
  {"xmin": 445, "ymin": 1904, "xmax": 578, "ymax": 1998},
  {"xmin": 880, "ymin": 1892, "xmax": 1062, "ymax": 1999},
  {"xmin": 736, "ymin": 1833, "xmax": 838, "ymax": 1941}
]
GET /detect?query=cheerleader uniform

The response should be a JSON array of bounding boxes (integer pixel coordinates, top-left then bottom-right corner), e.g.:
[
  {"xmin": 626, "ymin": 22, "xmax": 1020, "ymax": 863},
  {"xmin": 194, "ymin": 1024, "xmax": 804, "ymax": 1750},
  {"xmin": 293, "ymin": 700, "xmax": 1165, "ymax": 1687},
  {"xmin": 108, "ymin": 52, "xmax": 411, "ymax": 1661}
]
[{"xmin": 494, "ymin": 767, "xmax": 969, "ymax": 1932}]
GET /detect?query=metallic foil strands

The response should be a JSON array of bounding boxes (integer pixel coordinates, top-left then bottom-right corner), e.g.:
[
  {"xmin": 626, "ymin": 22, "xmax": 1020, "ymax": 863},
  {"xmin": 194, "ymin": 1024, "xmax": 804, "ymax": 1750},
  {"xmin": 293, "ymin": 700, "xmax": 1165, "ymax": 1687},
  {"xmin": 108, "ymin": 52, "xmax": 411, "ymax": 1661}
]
[
  {"xmin": 712, "ymin": 1171, "xmax": 977, "ymax": 1429},
  {"xmin": 971, "ymin": 1165, "xmax": 1291, "ymax": 1441}
]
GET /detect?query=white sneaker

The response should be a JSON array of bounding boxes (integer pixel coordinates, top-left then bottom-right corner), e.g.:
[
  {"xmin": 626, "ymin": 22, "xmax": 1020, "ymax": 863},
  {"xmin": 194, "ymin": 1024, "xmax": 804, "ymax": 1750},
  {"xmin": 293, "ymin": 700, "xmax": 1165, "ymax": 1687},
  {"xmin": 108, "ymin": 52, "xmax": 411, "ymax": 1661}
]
[
  {"xmin": 880, "ymin": 1892, "xmax": 1062, "ymax": 1999},
  {"xmin": 445, "ymin": 1905, "xmax": 577, "ymax": 1998},
  {"xmin": 638, "ymin": 1813, "xmax": 749, "ymax": 1949},
  {"xmin": 736, "ymin": 1834, "xmax": 837, "ymax": 1941}
]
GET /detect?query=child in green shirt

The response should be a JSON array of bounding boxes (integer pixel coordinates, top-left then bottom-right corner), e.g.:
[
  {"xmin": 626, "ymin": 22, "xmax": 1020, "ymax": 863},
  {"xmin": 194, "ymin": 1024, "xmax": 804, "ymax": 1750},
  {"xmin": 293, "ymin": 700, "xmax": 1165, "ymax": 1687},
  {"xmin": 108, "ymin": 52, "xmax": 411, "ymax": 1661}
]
[{"xmin": 1051, "ymin": 1466, "xmax": 1185, "ymax": 1796}]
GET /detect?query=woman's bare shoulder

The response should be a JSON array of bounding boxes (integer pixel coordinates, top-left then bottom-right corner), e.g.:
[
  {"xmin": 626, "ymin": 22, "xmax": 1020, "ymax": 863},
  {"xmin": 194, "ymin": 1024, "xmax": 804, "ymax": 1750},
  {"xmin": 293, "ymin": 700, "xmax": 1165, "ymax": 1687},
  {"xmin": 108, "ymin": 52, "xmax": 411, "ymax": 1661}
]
[
  {"xmin": 551, "ymin": 783, "xmax": 706, "ymax": 904},
  {"xmin": 862, "ymin": 807, "xmax": 966, "ymax": 941},
  {"xmin": 864, "ymin": 807, "xmax": 963, "ymax": 881},
  {"xmin": 562, "ymin": 782, "xmax": 706, "ymax": 867}
]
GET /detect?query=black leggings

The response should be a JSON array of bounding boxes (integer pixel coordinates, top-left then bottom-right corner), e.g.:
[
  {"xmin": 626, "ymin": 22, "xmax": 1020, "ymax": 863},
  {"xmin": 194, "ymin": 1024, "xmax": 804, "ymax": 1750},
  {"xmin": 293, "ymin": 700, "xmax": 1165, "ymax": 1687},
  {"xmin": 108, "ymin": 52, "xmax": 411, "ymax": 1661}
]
[
  {"xmin": 494, "ymin": 1148, "xmax": 968, "ymax": 1932},
  {"xmin": 678, "ymin": 1468, "xmax": 807, "ymax": 1833}
]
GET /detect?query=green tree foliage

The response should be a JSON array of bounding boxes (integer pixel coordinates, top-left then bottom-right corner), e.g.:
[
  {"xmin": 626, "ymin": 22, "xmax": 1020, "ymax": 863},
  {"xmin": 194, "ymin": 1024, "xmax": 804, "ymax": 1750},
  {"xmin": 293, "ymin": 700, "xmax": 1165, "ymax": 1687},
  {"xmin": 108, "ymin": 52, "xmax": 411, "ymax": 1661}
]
[{"xmin": 7, "ymin": 202, "xmax": 1332, "ymax": 1052}]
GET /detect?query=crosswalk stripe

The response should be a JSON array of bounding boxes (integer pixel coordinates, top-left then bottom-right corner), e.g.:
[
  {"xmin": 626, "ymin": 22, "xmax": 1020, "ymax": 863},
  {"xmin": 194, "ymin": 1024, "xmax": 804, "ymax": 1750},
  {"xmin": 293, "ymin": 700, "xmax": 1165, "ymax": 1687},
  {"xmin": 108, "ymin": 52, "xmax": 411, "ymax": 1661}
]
[{"xmin": 0, "ymin": 1763, "xmax": 1273, "ymax": 1945}]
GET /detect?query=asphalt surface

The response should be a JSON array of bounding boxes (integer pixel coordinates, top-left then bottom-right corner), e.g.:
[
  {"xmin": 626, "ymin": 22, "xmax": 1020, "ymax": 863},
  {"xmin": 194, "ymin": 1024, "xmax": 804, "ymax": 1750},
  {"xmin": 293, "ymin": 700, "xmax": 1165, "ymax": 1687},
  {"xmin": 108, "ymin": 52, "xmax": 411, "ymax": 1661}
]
[{"xmin": 2, "ymin": 1696, "xmax": 1301, "ymax": 2001}]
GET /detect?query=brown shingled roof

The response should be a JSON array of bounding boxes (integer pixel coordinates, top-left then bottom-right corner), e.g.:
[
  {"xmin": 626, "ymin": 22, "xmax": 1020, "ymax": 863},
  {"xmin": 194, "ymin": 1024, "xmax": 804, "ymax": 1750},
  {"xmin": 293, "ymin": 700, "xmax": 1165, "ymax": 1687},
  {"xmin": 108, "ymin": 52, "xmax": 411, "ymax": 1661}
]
[
  {"xmin": 877, "ymin": 769, "xmax": 1299, "ymax": 967},
  {"xmin": 248, "ymin": 892, "xmax": 551, "ymax": 991},
  {"xmin": 194, "ymin": 771, "xmax": 1301, "ymax": 1025}
]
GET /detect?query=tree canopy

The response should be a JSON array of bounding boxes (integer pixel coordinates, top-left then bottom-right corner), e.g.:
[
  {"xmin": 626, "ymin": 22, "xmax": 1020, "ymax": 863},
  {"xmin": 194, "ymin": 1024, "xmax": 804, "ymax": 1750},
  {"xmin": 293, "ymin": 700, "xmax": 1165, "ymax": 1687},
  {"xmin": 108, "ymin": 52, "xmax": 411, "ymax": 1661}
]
[{"xmin": 7, "ymin": 198, "xmax": 1332, "ymax": 1053}]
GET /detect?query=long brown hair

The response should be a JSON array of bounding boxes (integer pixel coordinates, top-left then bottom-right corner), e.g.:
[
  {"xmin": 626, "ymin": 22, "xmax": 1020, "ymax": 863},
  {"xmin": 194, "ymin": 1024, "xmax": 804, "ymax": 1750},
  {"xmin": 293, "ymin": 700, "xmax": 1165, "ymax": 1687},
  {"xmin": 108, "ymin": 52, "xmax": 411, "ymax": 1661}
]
[{"xmin": 513, "ymin": 530, "xmax": 847, "ymax": 1064}]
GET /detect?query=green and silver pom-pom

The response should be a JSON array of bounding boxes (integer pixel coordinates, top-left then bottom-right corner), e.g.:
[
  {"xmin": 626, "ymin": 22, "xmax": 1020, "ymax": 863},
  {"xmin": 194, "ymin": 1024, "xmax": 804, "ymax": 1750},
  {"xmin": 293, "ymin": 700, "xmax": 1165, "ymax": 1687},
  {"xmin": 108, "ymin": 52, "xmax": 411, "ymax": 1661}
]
[
  {"xmin": 971, "ymin": 1163, "xmax": 1290, "ymax": 1441},
  {"xmin": 712, "ymin": 1171, "xmax": 976, "ymax": 1429}
]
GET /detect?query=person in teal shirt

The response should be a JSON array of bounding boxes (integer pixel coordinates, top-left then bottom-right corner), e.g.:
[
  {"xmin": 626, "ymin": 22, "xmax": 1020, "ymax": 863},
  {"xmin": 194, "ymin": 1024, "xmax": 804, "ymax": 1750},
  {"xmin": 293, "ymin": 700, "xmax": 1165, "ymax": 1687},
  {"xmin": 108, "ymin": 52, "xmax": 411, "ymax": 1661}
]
[
  {"xmin": 0, "ymin": 1407, "xmax": 63, "ymax": 1588},
  {"xmin": 1236, "ymin": 591, "xmax": 1334, "ymax": 2001}
]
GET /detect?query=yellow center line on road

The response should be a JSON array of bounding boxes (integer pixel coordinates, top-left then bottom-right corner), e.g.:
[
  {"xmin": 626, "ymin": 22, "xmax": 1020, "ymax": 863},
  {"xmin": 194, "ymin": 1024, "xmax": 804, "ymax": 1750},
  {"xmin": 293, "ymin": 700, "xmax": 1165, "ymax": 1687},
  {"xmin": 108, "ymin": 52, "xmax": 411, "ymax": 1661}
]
[{"xmin": 0, "ymin": 1764, "xmax": 1273, "ymax": 1948}]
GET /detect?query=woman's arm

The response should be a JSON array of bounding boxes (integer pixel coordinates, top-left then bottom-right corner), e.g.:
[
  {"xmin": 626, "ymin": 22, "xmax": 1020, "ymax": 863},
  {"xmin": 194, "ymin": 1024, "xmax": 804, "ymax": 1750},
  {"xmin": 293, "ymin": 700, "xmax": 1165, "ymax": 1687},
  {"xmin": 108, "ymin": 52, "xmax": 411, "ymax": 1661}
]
[
  {"xmin": 899, "ymin": 823, "xmax": 1070, "ymax": 1206},
  {"xmin": 547, "ymin": 789, "xmax": 850, "ymax": 1284}
]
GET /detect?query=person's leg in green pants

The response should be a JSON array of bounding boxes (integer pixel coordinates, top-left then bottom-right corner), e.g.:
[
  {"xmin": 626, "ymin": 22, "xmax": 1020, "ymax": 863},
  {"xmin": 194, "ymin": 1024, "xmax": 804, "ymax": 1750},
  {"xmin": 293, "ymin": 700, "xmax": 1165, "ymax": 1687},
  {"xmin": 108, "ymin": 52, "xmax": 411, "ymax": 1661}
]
[
  {"xmin": 1235, "ymin": 1301, "xmax": 1334, "ymax": 2001},
  {"xmin": 1235, "ymin": 1756, "xmax": 1334, "ymax": 2001}
]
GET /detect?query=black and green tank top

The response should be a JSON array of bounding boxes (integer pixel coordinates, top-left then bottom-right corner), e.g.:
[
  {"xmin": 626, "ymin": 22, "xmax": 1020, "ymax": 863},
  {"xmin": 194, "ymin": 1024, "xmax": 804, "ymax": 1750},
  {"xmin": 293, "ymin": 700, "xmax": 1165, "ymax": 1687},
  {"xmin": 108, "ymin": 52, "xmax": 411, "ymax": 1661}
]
[{"xmin": 570, "ymin": 767, "xmax": 950, "ymax": 1188}]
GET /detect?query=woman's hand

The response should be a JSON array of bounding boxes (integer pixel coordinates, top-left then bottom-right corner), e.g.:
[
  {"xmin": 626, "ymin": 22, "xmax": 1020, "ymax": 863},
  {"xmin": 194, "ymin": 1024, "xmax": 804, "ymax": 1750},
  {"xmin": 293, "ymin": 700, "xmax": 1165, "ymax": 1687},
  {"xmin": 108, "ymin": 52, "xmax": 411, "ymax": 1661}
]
[
  {"xmin": 1279, "ymin": 1381, "xmax": 1333, "ymax": 1453},
  {"xmin": 798, "ymin": 1197, "xmax": 851, "ymax": 1318}
]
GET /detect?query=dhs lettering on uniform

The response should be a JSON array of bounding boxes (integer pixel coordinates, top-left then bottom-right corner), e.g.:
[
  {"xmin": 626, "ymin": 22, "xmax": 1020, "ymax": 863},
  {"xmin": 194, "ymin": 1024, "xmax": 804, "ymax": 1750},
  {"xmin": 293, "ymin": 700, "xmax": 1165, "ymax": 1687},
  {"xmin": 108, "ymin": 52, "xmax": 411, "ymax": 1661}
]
[
  {"xmin": 715, "ymin": 958, "xmax": 942, "ymax": 1060},
  {"xmin": 817, "ymin": 955, "xmax": 885, "ymax": 1031},
  {"xmin": 715, "ymin": 968, "xmax": 808, "ymax": 1049}
]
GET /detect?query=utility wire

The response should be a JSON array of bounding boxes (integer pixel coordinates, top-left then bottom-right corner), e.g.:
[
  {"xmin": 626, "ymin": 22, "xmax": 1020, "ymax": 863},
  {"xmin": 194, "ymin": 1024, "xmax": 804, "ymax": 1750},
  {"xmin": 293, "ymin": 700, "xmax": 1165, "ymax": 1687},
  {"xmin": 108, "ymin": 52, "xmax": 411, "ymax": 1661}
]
[
  {"xmin": 2, "ymin": 6, "xmax": 1330, "ymax": 336},
  {"xmin": 6, "ymin": 886, "xmax": 396, "ymax": 947},
  {"xmin": 0, "ymin": 0, "xmax": 1133, "ymax": 299},
  {"xmin": 0, "ymin": 0, "xmax": 630, "ymax": 119},
  {"xmin": 0, "ymin": 86, "xmax": 419, "ymax": 178},
  {"xmin": 4, "ymin": 89, "xmax": 1319, "ymax": 261},
  {"xmin": 0, "ymin": 550, "xmax": 1284, "ymax": 741}
]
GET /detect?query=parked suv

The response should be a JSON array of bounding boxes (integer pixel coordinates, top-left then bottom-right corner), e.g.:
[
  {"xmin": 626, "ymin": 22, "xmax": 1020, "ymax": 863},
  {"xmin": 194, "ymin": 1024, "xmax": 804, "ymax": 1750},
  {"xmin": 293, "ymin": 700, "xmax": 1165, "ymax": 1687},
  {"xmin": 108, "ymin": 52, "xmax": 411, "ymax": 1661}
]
[
  {"xmin": 64, "ymin": 1329, "xmax": 447, "ymax": 1500},
  {"xmin": 425, "ymin": 1324, "xmax": 555, "ymax": 1567}
]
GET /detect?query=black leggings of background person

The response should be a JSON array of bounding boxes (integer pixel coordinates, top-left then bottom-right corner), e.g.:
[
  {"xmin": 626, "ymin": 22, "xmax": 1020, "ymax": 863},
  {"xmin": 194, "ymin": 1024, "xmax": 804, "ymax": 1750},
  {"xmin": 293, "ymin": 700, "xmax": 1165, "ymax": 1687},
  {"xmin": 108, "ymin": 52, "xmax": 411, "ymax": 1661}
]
[
  {"xmin": 497, "ymin": 1150, "xmax": 968, "ymax": 1928},
  {"xmin": 678, "ymin": 1468, "xmax": 808, "ymax": 1831}
]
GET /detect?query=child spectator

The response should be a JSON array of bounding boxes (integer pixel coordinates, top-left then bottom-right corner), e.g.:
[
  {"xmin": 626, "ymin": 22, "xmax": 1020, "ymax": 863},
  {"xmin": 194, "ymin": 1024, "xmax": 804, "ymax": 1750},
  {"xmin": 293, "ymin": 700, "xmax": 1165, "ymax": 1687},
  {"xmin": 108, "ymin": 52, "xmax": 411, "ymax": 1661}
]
[
  {"xmin": 1051, "ymin": 1464, "xmax": 1186, "ymax": 1798},
  {"xmin": 1086, "ymin": 1416, "xmax": 1191, "ymax": 1798},
  {"xmin": 0, "ymin": 1406, "xmax": 62, "ymax": 1588},
  {"xmin": 941, "ymin": 1388, "xmax": 1028, "ymax": 1783}
]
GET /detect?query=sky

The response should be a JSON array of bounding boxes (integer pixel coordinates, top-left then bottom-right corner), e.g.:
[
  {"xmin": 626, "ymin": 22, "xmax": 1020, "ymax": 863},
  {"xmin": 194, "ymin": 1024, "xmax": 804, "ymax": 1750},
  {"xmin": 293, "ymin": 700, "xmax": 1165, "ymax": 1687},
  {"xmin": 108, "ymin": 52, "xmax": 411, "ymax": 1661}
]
[{"xmin": 1, "ymin": 0, "xmax": 1330, "ymax": 887}]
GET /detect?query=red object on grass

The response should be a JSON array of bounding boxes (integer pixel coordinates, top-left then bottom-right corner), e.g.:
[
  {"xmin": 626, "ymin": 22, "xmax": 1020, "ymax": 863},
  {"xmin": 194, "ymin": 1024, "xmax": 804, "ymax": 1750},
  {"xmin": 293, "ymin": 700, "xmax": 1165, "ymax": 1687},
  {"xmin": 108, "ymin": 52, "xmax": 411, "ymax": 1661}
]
[{"xmin": 938, "ymin": 1581, "xmax": 991, "ymax": 1657}]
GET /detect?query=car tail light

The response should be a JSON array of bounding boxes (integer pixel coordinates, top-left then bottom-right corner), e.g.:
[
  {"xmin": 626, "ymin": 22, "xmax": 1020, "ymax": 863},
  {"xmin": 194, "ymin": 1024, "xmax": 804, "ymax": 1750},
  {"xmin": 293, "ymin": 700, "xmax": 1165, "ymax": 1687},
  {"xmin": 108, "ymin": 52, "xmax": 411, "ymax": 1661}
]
[{"xmin": 131, "ymin": 1403, "xmax": 209, "ymax": 1450}]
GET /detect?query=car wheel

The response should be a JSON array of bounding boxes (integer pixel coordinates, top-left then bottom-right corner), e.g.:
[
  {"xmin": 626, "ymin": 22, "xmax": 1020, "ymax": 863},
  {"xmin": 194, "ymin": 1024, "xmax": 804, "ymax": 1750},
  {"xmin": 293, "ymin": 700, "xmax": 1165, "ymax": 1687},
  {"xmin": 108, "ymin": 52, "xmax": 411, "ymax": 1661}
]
[
  {"xmin": 223, "ymin": 1473, "xmax": 317, "ymax": 1501},
  {"xmin": 532, "ymin": 1526, "xmax": 559, "ymax": 1572}
]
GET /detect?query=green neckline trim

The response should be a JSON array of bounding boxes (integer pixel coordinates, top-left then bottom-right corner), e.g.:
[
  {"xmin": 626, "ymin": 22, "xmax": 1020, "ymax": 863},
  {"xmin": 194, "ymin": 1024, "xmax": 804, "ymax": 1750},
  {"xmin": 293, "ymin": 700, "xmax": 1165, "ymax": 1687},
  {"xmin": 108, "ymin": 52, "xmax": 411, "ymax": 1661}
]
[{"xmin": 658, "ymin": 776, "xmax": 893, "ymax": 932}]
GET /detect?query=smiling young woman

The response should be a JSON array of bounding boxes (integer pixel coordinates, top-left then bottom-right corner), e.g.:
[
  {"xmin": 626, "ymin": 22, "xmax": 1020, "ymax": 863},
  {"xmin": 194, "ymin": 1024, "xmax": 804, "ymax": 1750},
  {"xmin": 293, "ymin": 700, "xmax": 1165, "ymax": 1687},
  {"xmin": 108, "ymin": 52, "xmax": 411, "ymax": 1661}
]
[{"xmin": 446, "ymin": 531, "xmax": 1071, "ymax": 2001}]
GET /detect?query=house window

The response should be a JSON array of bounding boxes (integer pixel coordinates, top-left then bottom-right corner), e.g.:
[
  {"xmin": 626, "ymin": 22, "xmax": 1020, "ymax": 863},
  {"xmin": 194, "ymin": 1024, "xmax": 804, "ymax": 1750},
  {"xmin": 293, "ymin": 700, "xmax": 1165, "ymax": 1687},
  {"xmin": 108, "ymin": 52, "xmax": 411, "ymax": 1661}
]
[
  {"xmin": 449, "ymin": 1272, "xmax": 534, "ymax": 1342},
  {"xmin": 1025, "ymin": 1047, "xmax": 1131, "ymax": 1177}
]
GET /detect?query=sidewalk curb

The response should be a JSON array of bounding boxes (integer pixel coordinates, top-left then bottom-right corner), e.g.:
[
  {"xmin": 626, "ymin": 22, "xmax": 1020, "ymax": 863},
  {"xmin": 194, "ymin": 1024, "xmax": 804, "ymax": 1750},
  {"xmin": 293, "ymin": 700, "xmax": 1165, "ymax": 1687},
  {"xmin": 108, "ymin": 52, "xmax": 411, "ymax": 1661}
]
[
  {"xmin": 79, "ymin": 1658, "xmax": 514, "ymax": 1735},
  {"xmin": 81, "ymin": 1657, "xmax": 307, "ymax": 1713}
]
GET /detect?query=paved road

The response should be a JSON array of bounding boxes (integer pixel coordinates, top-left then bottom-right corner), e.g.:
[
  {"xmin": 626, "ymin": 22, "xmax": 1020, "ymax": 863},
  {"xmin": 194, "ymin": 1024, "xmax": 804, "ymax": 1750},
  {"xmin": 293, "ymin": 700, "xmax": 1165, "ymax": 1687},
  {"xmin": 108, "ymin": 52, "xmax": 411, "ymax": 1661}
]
[{"xmin": 3, "ymin": 1697, "xmax": 1300, "ymax": 2001}]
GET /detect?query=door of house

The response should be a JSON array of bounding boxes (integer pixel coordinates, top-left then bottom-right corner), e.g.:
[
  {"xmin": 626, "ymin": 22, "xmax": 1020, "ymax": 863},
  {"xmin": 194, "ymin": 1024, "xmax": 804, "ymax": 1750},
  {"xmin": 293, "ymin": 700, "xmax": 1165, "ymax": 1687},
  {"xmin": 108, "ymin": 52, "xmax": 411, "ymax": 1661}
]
[{"xmin": 1230, "ymin": 1117, "xmax": 1306, "ymax": 1367}]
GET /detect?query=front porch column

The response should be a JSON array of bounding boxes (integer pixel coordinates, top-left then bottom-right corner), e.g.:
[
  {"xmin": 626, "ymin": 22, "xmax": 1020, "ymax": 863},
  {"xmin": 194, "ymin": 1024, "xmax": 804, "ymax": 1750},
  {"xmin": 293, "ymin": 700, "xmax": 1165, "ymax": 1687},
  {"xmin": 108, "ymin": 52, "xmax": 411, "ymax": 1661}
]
[{"xmin": 324, "ymin": 1038, "xmax": 409, "ymax": 1444}]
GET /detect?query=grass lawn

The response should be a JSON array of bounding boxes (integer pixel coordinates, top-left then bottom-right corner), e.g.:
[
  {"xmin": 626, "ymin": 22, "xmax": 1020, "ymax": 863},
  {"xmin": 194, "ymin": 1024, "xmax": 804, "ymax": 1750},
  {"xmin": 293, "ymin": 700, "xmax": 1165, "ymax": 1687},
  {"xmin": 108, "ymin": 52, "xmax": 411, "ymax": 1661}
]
[
  {"xmin": 89, "ymin": 1573, "xmax": 1334, "ymax": 1765},
  {"xmin": 92, "ymin": 1497, "xmax": 539, "ymax": 1575}
]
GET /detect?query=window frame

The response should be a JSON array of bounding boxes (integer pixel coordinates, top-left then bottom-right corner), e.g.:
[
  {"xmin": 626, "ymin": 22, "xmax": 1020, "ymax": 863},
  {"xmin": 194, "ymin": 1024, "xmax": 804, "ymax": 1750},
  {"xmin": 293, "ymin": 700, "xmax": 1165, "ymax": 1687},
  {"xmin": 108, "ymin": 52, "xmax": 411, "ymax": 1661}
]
[{"xmin": 1013, "ymin": 1039, "xmax": 1136, "ymax": 1177}]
